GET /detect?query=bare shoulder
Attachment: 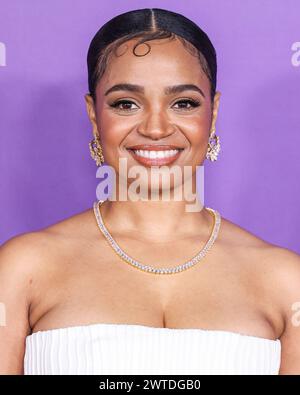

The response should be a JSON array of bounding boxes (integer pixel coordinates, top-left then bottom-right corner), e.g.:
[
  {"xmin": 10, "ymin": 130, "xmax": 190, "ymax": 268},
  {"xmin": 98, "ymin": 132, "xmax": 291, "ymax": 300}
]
[
  {"xmin": 220, "ymin": 217, "xmax": 300, "ymax": 373},
  {"xmin": 220, "ymin": 214, "xmax": 300, "ymax": 310},
  {"xmin": 0, "ymin": 208, "xmax": 96, "ymax": 374},
  {"xmin": 0, "ymin": 207, "xmax": 97, "ymax": 285},
  {"xmin": 217, "ymin": 214, "xmax": 274, "ymax": 249},
  {"xmin": 219, "ymin": 214, "xmax": 299, "ymax": 256},
  {"xmin": 0, "ymin": 230, "xmax": 54, "ymax": 282},
  {"xmin": 227, "ymin": 220, "xmax": 300, "ymax": 374}
]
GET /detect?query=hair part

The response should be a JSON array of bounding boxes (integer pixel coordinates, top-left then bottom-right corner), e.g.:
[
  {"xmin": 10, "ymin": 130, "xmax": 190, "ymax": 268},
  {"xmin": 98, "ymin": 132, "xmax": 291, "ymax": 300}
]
[{"xmin": 87, "ymin": 8, "xmax": 217, "ymax": 103}]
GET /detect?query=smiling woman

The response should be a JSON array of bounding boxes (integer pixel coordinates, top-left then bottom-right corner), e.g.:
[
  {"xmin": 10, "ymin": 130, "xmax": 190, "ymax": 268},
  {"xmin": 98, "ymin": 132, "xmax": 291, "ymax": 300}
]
[
  {"xmin": 1, "ymin": 7, "xmax": 300, "ymax": 376},
  {"xmin": 85, "ymin": 9, "xmax": 220, "ymax": 200}
]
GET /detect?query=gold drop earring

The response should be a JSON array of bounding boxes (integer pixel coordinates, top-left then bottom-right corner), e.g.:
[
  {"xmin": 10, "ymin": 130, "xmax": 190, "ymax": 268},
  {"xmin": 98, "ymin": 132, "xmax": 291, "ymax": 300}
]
[
  {"xmin": 89, "ymin": 133, "xmax": 105, "ymax": 166},
  {"xmin": 206, "ymin": 127, "xmax": 221, "ymax": 161}
]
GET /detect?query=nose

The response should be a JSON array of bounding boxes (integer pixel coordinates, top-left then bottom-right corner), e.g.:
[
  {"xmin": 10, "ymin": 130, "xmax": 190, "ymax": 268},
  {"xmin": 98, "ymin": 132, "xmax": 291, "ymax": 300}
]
[{"xmin": 137, "ymin": 109, "xmax": 176, "ymax": 140}]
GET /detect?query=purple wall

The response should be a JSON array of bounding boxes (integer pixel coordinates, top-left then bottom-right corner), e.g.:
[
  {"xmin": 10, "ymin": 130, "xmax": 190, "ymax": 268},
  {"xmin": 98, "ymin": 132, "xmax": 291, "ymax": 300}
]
[{"xmin": 0, "ymin": 0, "xmax": 299, "ymax": 253}]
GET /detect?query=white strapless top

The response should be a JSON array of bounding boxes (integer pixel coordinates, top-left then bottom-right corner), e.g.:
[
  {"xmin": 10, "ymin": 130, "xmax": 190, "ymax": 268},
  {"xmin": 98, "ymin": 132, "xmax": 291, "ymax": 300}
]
[{"xmin": 24, "ymin": 323, "xmax": 281, "ymax": 375}]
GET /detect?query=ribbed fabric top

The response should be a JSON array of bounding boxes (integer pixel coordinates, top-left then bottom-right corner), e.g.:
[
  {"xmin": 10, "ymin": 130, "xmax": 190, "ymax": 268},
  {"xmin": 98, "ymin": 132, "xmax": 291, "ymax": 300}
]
[{"xmin": 24, "ymin": 323, "xmax": 281, "ymax": 375}]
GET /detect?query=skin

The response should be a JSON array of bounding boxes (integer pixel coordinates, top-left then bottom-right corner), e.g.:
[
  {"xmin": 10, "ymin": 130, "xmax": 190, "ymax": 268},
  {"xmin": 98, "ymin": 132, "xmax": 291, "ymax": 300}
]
[{"xmin": 1, "ymin": 37, "xmax": 300, "ymax": 375}]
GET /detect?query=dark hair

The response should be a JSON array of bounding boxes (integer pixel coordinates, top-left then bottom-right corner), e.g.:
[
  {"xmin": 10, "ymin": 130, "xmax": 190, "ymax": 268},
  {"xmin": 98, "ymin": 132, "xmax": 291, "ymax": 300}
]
[{"xmin": 87, "ymin": 8, "xmax": 217, "ymax": 103}]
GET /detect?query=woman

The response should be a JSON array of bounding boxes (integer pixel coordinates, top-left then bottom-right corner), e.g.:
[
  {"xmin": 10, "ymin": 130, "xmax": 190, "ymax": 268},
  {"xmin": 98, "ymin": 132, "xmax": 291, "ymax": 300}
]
[{"xmin": 1, "ymin": 7, "xmax": 300, "ymax": 375}]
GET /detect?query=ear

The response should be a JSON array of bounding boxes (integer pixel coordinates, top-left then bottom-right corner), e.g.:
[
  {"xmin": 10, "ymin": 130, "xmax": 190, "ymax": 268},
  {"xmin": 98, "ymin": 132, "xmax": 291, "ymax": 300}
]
[
  {"xmin": 210, "ymin": 91, "xmax": 221, "ymax": 132},
  {"xmin": 84, "ymin": 93, "xmax": 99, "ymax": 136}
]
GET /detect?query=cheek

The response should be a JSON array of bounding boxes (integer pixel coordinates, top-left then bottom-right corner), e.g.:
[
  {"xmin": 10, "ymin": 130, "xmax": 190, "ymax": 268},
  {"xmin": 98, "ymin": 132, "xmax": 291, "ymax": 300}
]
[
  {"xmin": 95, "ymin": 107, "xmax": 129, "ymax": 150},
  {"xmin": 182, "ymin": 114, "xmax": 211, "ymax": 148}
]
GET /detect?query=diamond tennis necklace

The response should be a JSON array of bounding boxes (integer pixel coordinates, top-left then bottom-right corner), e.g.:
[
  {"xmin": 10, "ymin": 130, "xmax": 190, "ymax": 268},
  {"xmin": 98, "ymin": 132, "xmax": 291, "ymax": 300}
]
[{"xmin": 93, "ymin": 200, "xmax": 221, "ymax": 275}]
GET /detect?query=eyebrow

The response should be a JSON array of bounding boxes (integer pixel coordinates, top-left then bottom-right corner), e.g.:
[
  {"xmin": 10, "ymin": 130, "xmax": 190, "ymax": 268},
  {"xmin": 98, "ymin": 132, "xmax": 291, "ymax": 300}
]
[{"xmin": 104, "ymin": 83, "xmax": 205, "ymax": 98}]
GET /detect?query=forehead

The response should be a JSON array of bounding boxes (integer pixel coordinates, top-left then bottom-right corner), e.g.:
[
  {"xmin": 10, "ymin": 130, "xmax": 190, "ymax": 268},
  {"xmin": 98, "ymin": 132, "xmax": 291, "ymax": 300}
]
[{"xmin": 97, "ymin": 37, "xmax": 210, "ymax": 94}]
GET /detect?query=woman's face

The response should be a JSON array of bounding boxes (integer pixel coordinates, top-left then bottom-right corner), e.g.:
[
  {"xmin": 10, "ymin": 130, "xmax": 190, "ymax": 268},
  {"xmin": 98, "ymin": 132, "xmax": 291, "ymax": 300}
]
[{"xmin": 85, "ymin": 36, "xmax": 221, "ymax": 192}]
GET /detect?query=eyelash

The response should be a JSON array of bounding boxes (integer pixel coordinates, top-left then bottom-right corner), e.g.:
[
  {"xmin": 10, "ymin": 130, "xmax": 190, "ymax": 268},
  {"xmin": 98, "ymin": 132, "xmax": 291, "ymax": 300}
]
[{"xmin": 109, "ymin": 98, "xmax": 201, "ymax": 112}]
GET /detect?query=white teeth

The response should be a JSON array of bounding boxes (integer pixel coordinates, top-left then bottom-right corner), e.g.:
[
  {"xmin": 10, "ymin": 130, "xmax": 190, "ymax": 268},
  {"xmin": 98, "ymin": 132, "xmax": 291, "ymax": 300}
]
[{"xmin": 132, "ymin": 149, "xmax": 180, "ymax": 159}]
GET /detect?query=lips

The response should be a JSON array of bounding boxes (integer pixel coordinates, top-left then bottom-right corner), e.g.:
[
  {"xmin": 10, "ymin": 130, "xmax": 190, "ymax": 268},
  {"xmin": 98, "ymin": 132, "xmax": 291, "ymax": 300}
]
[
  {"xmin": 127, "ymin": 144, "xmax": 184, "ymax": 151},
  {"xmin": 126, "ymin": 145, "xmax": 184, "ymax": 167}
]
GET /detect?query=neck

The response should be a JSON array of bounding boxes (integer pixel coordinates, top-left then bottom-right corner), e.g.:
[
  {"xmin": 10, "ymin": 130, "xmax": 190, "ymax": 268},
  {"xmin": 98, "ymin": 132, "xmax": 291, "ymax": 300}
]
[{"xmin": 98, "ymin": 180, "xmax": 212, "ymax": 243}]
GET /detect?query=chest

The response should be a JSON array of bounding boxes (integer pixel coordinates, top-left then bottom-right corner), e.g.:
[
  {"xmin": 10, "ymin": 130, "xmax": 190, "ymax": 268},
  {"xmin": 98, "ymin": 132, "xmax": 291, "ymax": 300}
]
[{"xmin": 29, "ymin": 241, "xmax": 275, "ymax": 338}]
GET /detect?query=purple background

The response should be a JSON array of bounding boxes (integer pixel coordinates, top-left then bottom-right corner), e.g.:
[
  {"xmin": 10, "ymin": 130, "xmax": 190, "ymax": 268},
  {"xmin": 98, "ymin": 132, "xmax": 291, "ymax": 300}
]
[{"xmin": 0, "ymin": 0, "xmax": 299, "ymax": 253}]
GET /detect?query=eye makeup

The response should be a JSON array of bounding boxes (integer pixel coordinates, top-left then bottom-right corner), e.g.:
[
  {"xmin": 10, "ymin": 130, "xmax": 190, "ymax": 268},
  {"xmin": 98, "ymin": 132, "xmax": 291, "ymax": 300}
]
[{"xmin": 109, "ymin": 98, "xmax": 201, "ymax": 112}]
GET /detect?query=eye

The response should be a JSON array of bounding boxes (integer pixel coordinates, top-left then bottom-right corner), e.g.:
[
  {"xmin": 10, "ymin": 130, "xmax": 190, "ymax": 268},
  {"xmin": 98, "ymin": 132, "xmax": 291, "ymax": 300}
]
[
  {"xmin": 109, "ymin": 100, "xmax": 139, "ymax": 112},
  {"xmin": 109, "ymin": 98, "xmax": 201, "ymax": 112},
  {"xmin": 172, "ymin": 99, "xmax": 201, "ymax": 111}
]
